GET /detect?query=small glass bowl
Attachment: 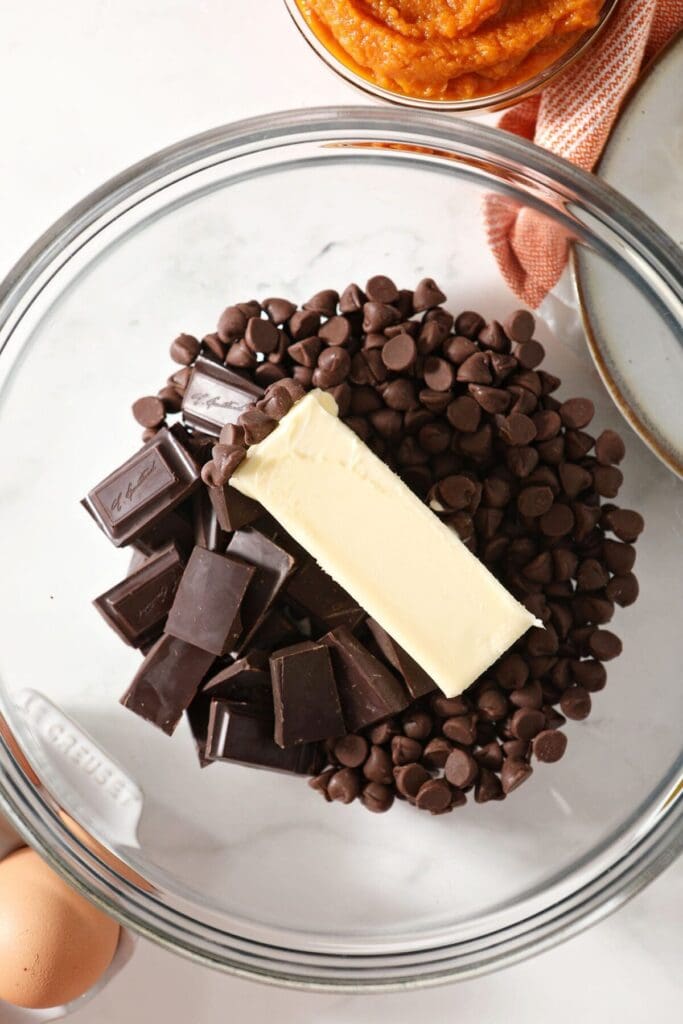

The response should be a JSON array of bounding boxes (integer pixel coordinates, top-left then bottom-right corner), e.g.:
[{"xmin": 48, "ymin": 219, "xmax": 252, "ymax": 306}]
[
  {"xmin": 283, "ymin": 0, "xmax": 620, "ymax": 113},
  {"xmin": 0, "ymin": 108, "xmax": 681, "ymax": 991}
]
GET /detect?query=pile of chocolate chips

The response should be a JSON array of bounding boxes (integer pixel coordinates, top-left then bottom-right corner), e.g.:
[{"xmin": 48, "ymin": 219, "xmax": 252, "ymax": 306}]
[{"xmin": 83, "ymin": 276, "xmax": 643, "ymax": 815}]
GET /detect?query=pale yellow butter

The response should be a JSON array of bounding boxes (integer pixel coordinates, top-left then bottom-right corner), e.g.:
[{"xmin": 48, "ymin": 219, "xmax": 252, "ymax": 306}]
[{"xmin": 231, "ymin": 391, "xmax": 537, "ymax": 697}]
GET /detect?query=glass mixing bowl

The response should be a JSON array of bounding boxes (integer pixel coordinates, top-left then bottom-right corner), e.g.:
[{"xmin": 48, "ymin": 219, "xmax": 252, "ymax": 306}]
[{"xmin": 0, "ymin": 108, "xmax": 681, "ymax": 990}]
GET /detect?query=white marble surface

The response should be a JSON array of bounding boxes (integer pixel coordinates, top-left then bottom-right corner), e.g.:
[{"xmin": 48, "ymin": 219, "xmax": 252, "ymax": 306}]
[{"xmin": 0, "ymin": 1, "xmax": 681, "ymax": 1021}]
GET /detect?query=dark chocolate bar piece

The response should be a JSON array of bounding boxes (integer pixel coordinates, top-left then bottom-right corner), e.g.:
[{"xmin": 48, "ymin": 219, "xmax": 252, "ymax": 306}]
[
  {"xmin": 186, "ymin": 696, "xmax": 213, "ymax": 768},
  {"xmin": 202, "ymin": 651, "xmax": 273, "ymax": 718},
  {"xmin": 206, "ymin": 482, "xmax": 262, "ymax": 533},
  {"xmin": 206, "ymin": 701, "xmax": 322, "ymax": 774},
  {"xmin": 82, "ymin": 428, "xmax": 200, "ymax": 547},
  {"xmin": 285, "ymin": 560, "xmax": 364, "ymax": 632},
  {"xmin": 320, "ymin": 627, "xmax": 410, "ymax": 732},
  {"xmin": 165, "ymin": 547, "xmax": 255, "ymax": 656},
  {"xmin": 227, "ymin": 528, "xmax": 297, "ymax": 651},
  {"xmin": 366, "ymin": 618, "xmax": 437, "ymax": 699},
  {"xmin": 192, "ymin": 488, "xmax": 229, "ymax": 552},
  {"xmin": 121, "ymin": 634, "xmax": 215, "ymax": 735},
  {"xmin": 270, "ymin": 641, "xmax": 344, "ymax": 747},
  {"xmin": 181, "ymin": 356, "xmax": 263, "ymax": 436},
  {"xmin": 132, "ymin": 507, "xmax": 195, "ymax": 558},
  {"xmin": 94, "ymin": 542, "xmax": 185, "ymax": 648},
  {"xmin": 249, "ymin": 608, "xmax": 300, "ymax": 652}
]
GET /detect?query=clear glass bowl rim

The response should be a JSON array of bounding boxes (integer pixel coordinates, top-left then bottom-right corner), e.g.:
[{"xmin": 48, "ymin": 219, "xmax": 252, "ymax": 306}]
[
  {"xmin": 282, "ymin": 0, "xmax": 621, "ymax": 112},
  {"xmin": 0, "ymin": 107, "xmax": 681, "ymax": 991}
]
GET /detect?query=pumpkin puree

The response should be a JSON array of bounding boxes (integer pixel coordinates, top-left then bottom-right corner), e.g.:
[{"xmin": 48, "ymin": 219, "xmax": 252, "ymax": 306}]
[{"xmin": 296, "ymin": 0, "xmax": 604, "ymax": 100}]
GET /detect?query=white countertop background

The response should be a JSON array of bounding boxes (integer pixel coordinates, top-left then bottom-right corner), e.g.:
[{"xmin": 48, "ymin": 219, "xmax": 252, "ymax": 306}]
[{"xmin": 0, "ymin": 2, "xmax": 680, "ymax": 1020}]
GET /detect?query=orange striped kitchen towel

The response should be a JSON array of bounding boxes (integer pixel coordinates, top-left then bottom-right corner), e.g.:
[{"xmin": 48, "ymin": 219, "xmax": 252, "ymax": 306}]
[{"xmin": 485, "ymin": 2, "xmax": 683, "ymax": 308}]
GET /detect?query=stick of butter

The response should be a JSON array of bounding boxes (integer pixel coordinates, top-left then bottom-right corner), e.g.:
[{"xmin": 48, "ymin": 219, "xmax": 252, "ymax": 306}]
[{"xmin": 230, "ymin": 391, "xmax": 537, "ymax": 697}]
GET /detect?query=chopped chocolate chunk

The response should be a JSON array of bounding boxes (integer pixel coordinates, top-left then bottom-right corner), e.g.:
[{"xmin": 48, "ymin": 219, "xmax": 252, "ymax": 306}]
[
  {"xmin": 82, "ymin": 427, "xmax": 200, "ymax": 547},
  {"xmin": 227, "ymin": 528, "xmax": 297, "ymax": 650},
  {"xmin": 207, "ymin": 702, "xmax": 322, "ymax": 774},
  {"xmin": 94, "ymin": 542, "xmax": 185, "ymax": 648},
  {"xmin": 270, "ymin": 641, "xmax": 344, "ymax": 747},
  {"xmin": 320, "ymin": 627, "xmax": 409, "ymax": 731},
  {"xmin": 121, "ymin": 634, "xmax": 215, "ymax": 735},
  {"xmin": 181, "ymin": 356, "xmax": 262, "ymax": 435},
  {"xmin": 165, "ymin": 547, "xmax": 255, "ymax": 656}
]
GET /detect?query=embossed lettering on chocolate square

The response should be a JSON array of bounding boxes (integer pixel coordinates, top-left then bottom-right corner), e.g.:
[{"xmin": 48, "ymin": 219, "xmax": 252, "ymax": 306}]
[
  {"xmin": 182, "ymin": 356, "xmax": 262, "ymax": 435},
  {"xmin": 93, "ymin": 449, "xmax": 176, "ymax": 525}
]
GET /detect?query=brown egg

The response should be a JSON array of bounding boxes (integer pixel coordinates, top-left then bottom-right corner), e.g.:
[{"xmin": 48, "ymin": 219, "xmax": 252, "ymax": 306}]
[{"xmin": 0, "ymin": 847, "xmax": 120, "ymax": 1009}]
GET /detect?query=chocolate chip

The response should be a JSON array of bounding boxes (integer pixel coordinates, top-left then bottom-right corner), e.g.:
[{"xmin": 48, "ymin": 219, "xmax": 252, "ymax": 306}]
[
  {"xmin": 394, "ymin": 762, "xmax": 431, "ymax": 799},
  {"xmin": 319, "ymin": 316, "xmax": 352, "ymax": 347},
  {"xmin": 560, "ymin": 398, "xmax": 594, "ymax": 429},
  {"xmin": 506, "ymin": 446, "xmax": 539, "ymax": 478},
  {"xmin": 423, "ymin": 356, "xmax": 454, "ymax": 392},
  {"xmin": 363, "ymin": 745, "xmax": 394, "ymax": 784},
  {"xmin": 261, "ymin": 297, "xmax": 296, "ymax": 325},
  {"xmin": 217, "ymin": 305, "xmax": 247, "ymax": 342},
  {"xmin": 368, "ymin": 719, "xmax": 400, "ymax": 745},
  {"xmin": 401, "ymin": 710, "xmax": 433, "ymax": 740},
  {"xmin": 383, "ymin": 379, "xmax": 417, "ymax": 411},
  {"xmin": 497, "ymin": 412, "xmax": 537, "ymax": 446},
  {"xmin": 478, "ymin": 321, "xmax": 510, "ymax": 353},
  {"xmin": 415, "ymin": 778, "xmax": 453, "ymax": 813},
  {"xmin": 412, "ymin": 277, "xmax": 446, "ymax": 311},
  {"xmin": 364, "ymin": 275, "xmax": 399, "ymax": 305},
  {"xmin": 495, "ymin": 653, "xmax": 529, "ymax": 690},
  {"xmin": 509, "ymin": 680, "xmax": 543, "ymax": 709},
  {"xmin": 381, "ymin": 332, "xmax": 416, "ymax": 372},
  {"xmin": 422, "ymin": 737, "xmax": 453, "ymax": 769},
  {"xmin": 444, "ymin": 748, "xmax": 479, "ymax": 788},
  {"xmin": 448, "ymin": 311, "xmax": 481, "ymax": 340},
  {"xmin": 474, "ymin": 767, "xmax": 504, "ymax": 803},
  {"xmin": 157, "ymin": 385, "xmax": 183, "ymax": 413},
  {"xmin": 391, "ymin": 735, "xmax": 423, "ymax": 765},
  {"xmin": 532, "ymin": 410, "xmax": 562, "ymax": 441},
  {"xmin": 540, "ymin": 503, "xmax": 575, "ymax": 537},
  {"xmin": 595, "ymin": 429, "xmax": 626, "ymax": 465},
  {"xmin": 442, "ymin": 335, "xmax": 475, "ymax": 364},
  {"xmin": 571, "ymin": 659, "xmax": 607, "ymax": 691},
  {"xmin": 333, "ymin": 735, "xmax": 369, "ymax": 768},
  {"xmin": 447, "ymin": 395, "xmax": 481, "ymax": 432},
  {"xmin": 592, "ymin": 465, "xmax": 624, "ymax": 498},
  {"xmin": 244, "ymin": 317, "xmax": 279, "ymax": 355},
  {"xmin": 565, "ymin": 430, "xmax": 594, "ymax": 460},
  {"xmin": 504, "ymin": 310, "xmax": 535, "ymax": 343},
  {"xmin": 517, "ymin": 485, "xmax": 554, "ymax": 517},
  {"xmin": 226, "ymin": 340, "xmax": 257, "ymax": 368},
  {"xmin": 457, "ymin": 352, "xmax": 492, "ymax": 384},
  {"xmin": 337, "ymin": 284, "xmax": 365, "ymax": 314},
  {"xmin": 468, "ymin": 384, "xmax": 511, "ymax": 414},
  {"xmin": 313, "ymin": 347, "xmax": 352, "ymax": 388},
  {"xmin": 474, "ymin": 741, "xmax": 504, "ymax": 771},
  {"xmin": 170, "ymin": 333, "xmax": 200, "ymax": 365},
  {"xmin": 237, "ymin": 408, "xmax": 277, "ymax": 444},
  {"xmin": 560, "ymin": 686, "xmax": 592, "ymax": 720},
  {"xmin": 501, "ymin": 758, "xmax": 533, "ymax": 794},
  {"xmin": 303, "ymin": 289, "xmax": 338, "ymax": 318},
  {"xmin": 605, "ymin": 573, "xmax": 639, "ymax": 606},
  {"xmin": 327, "ymin": 768, "xmax": 361, "ymax": 803},
  {"xmin": 588, "ymin": 629, "xmax": 622, "ymax": 660},
  {"xmin": 132, "ymin": 396, "xmax": 166, "ymax": 429},
  {"xmin": 288, "ymin": 337, "xmax": 321, "ymax": 368},
  {"xmin": 508, "ymin": 385, "xmax": 537, "ymax": 415},
  {"xmin": 436, "ymin": 474, "xmax": 476, "ymax": 511},
  {"xmin": 558, "ymin": 462, "xmax": 593, "ymax": 498},
  {"xmin": 361, "ymin": 781, "xmax": 394, "ymax": 813},
  {"xmin": 502, "ymin": 739, "xmax": 529, "ymax": 760},
  {"xmin": 309, "ymin": 768, "xmax": 336, "ymax": 801},
  {"xmin": 442, "ymin": 714, "xmax": 477, "ymax": 745},
  {"xmin": 430, "ymin": 694, "xmax": 470, "ymax": 717},
  {"xmin": 510, "ymin": 707, "xmax": 546, "ymax": 740},
  {"xmin": 363, "ymin": 301, "xmax": 401, "ymax": 333},
  {"xmin": 533, "ymin": 729, "xmax": 567, "ymax": 763},
  {"xmin": 289, "ymin": 309, "xmax": 320, "ymax": 340},
  {"xmin": 515, "ymin": 340, "xmax": 545, "ymax": 370},
  {"xmin": 490, "ymin": 353, "xmax": 518, "ymax": 385},
  {"xmin": 602, "ymin": 508, "xmax": 644, "ymax": 542}
]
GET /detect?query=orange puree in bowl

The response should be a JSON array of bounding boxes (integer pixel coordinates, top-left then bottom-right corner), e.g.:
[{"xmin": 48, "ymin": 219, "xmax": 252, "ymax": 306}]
[{"xmin": 296, "ymin": 0, "xmax": 604, "ymax": 100}]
